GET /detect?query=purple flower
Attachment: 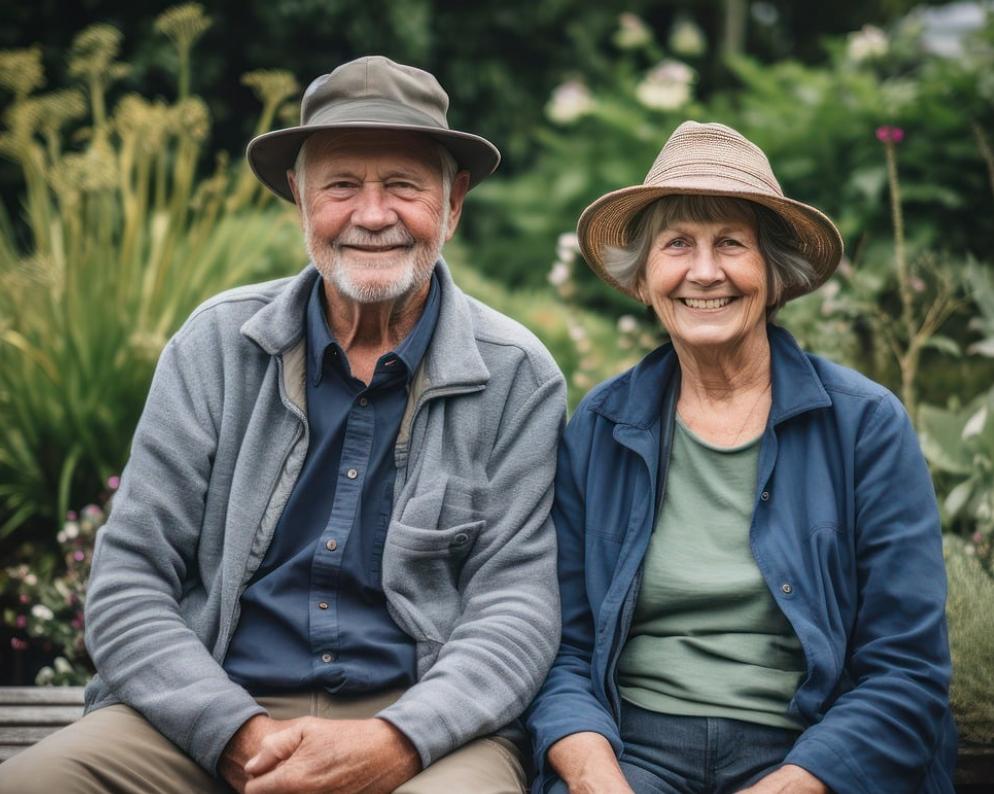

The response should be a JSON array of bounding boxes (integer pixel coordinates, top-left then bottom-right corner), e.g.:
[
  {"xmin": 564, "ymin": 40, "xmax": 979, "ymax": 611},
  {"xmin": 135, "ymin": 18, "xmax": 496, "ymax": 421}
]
[
  {"xmin": 73, "ymin": 550, "xmax": 86, "ymax": 562},
  {"xmin": 15, "ymin": 614, "xmax": 27, "ymax": 629},
  {"xmin": 107, "ymin": 475, "xmax": 121, "ymax": 490},
  {"xmin": 875, "ymin": 125, "xmax": 904, "ymax": 144},
  {"xmin": 66, "ymin": 510, "xmax": 78, "ymax": 521}
]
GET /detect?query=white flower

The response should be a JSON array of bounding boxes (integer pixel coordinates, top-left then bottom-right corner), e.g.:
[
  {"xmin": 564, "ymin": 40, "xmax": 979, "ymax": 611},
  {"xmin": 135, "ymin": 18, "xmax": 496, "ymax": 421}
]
[
  {"xmin": 636, "ymin": 61, "xmax": 695, "ymax": 111},
  {"xmin": 57, "ymin": 531, "xmax": 68, "ymax": 544},
  {"xmin": 546, "ymin": 80, "xmax": 595, "ymax": 124},
  {"xmin": 614, "ymin": 13, "xmax": 653, "ymax": 50},
  {"xmin": 669, "ymin": 18, "xmax": 706, "ymax": 57},
  {"xmin": 617, "ymin": 314, "xmax": 639, "ymax": 334},
  {"xmin": 54, "ymin": 657, "xmax": 73, "ymax": 675},
  {"xmin": 568, "ymin": 323, "xmax": 588, "ymax": 343},
  {"xmin": 557, "ymin": 232, "xmax": 579, "ymax": 263},
  {"xmin": 24, "ymin": 573, "xmax": 37, "ymax": 586},
  {"xmin": 548, "ymin": 262, "xmax": 571, "ymax": 287},
  {"xmin": 31, "ymin": 604, "xmax": 54, "ymax": 621},
  {"xmin": 64, "ymin": 521, "xmax": 80, "ymax": 539},
  {"xmin": 847, "ymin": 25, "xmax": 889, "ymax": 62}
]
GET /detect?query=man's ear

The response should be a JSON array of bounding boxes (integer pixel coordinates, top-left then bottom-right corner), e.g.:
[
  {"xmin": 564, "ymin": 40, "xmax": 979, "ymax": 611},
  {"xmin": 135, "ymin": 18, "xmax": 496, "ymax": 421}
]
[
  {"xmin": 443, "ymin": 171, "xmax": 472, "ymax": 242},
  {"xmin": 287, "ymin": 169, "xmax": 302, "ymax": 208}
]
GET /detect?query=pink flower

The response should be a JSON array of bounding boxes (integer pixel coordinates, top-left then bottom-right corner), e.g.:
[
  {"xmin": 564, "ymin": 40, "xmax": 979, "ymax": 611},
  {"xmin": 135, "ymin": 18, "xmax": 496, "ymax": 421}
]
[
  {"xmin": 66, "ymin": 510, "xmax": 78, "ymax": 521},
  {"xmin": 875, "ymin": 125, "xmax": 904, "ymax": 144},
  {"xmin": 107, "ymin": 475, "xmax": 121, "ymax": 490},
  {"xmin": 15, "ymin": 614, "xmax": 27, "ymax": 629},
  {"xmin": 73, "ymin": 550, "xmax": 86, "ymax": 562},
  {"xmin": 10, "ymin": 637, "xmax": 29, "ymax": 651},
  {"xmin": 18, "ymin": 594, "xmax": 30, "ymax": 605}
]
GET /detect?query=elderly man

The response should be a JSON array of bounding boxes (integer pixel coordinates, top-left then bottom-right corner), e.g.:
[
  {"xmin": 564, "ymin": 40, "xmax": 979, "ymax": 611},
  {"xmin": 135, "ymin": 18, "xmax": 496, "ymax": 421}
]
[{"xmin": 0, "ymin": 57, "xmax": 565, "ymax": 793}]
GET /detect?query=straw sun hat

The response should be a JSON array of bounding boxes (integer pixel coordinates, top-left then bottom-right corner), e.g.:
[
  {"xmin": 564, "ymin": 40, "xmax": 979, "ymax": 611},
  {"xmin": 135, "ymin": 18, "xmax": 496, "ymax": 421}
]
[
  {"xmin": 577, "ymin": 121, "xmax": 844, "ymax": 302},
  {"xmin": 247, "ymin": 56, "xmax": 500, "ymax": 203}
]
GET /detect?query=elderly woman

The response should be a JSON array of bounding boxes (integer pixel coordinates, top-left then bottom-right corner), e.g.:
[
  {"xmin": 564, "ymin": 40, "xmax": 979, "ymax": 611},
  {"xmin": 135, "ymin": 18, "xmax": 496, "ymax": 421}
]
[{"xmin": 526, "ymin": 122, "xmax": 956, "ymax": 794}]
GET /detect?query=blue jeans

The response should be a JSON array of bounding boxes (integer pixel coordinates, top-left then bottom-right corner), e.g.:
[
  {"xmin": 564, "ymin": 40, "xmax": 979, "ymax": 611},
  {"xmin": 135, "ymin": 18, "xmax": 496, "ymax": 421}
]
[{"xmin": 548, "ymin": 701, "xmax": 802, "ymax": 794}]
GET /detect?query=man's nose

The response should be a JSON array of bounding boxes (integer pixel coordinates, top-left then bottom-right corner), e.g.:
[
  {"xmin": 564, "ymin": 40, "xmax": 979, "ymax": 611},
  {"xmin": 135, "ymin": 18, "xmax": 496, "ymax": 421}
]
[{"xmin": 351, "ymin": 184, "xmax": 397, "ymax": 230}]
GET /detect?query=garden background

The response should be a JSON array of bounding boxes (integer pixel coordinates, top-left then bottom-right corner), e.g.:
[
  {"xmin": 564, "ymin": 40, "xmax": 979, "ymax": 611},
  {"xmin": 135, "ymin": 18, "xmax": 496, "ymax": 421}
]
[{"xmin": 1, "ymin": 0, "xmax": 993, "ymax": 750}]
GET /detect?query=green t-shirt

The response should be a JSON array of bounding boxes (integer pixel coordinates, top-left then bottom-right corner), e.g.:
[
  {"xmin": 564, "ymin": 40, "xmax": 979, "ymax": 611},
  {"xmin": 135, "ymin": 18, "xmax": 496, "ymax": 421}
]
[{"xmin": 617, "ymin": 417, "xmax": 806, "ymax": 729}]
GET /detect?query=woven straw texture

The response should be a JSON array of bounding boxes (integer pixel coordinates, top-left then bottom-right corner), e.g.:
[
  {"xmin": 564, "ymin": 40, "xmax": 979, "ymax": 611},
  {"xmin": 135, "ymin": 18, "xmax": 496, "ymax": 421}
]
[{"xmin": 577, "ymin": 121, "xmax": 843, "ymax": 302}]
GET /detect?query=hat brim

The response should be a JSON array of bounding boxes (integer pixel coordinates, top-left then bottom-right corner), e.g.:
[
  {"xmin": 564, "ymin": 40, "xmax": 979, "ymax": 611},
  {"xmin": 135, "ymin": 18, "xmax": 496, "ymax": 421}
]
[
  {"xmin": 577, "ymin": 183, "xmax": 844, "ymax": 303},
  {"xmin": 247, "ymin": 122, "xmax": 500, "ymax": 203}
]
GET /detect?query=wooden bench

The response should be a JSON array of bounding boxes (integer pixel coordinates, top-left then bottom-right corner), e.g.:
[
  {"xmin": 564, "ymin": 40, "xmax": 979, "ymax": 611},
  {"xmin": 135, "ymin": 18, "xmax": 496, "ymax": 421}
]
[
  {"xmin": 0, "ymin": 686, "xmax": 992, "ymax": 789},
  {"xmin": 0, "ymin": 686, "xmax": 84, "ymax": 762}
]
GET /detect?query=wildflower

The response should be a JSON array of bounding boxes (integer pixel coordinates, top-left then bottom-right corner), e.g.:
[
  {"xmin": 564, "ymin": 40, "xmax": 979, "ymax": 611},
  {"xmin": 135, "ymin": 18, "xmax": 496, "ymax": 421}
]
[
  {"xmin": 68, "ymin": 24, "xmax": 125, "ymax": 82},
  {"xmin": 73, "ymin": 550, "xmax": 86, "ymax": 563},
  {"xmin": 556, "ymin": 233, "xmax": 579, "ymax": 264},
  {"xmin": 636, "ymin": 61, "xmax": 695, "ymax": 111},
  {"xmin": 18, "ymin": 594, "xmax": 30, "ymax": 605},
  {"xmin": 15, "ymin": 615, "xmax": 27, "ymax": 629},
  {"xmin": 171, "ymin": 97, "xmax": 211, "ymax": 141},
  {"xmin": 548, "ymin": 262, "xmax": 571, "ymax": 287},
  {"xmin": 107, "ymin": 475, "xmax": 121, "ymax": 490},
  {"xmin": 242, "ymin": 70, "xmax": 299, "ymax": 112},
  {"xmin": 847, "ymin": 25, "xmax": 889, "ymax": 62},
  {"xmin": 57, "ymin": 531, "xmax": 67, "ymax": 544},
  {"xmin": 35, "ymin": 666, "xmax": 55, "ymax": 685},
  {"xmin": 617, "ymin": 315, "xmax": 639, "ymax": 334},
  {"xmin": 64, "ymin": 520, "xmax": 80, "ymax": 539},
  {"xmin": 24, "ymin": 573, "xmax": 38, "ymax": 587},
  {"xmin": 546, "ymin": 80, "xmax": 595, "ymax": 124},
  {"xmin": 54, "ymin": 657, "xmax": 73, "ymax": 675},
  {"xmin": 11, "ymin": 638, "xmax": 29, "ymax": 652},
  {"xmin": 669, "ymin": 17, "xmax": 706, "ymax": 57},
  {"xmin": 614, "ymin": 13, "xmax": 653, "ymax": 50},
  {"xmin": 67, "ymin": 510, "xmax": 78, "ymax": 520},
  {"xmin": 0, "ymin": 47, "xmax": 45, "ymax": 99},
  {"xmin": 155, "ymin": 4, "xmax": 212, "ymax": 52},
  {"xmin": 31, "ymin": 604, "xmax": 54, "ymax": 621},
  {"xmin": 875, "ymin": 125, "xmax": 905, "ymax": 144}
]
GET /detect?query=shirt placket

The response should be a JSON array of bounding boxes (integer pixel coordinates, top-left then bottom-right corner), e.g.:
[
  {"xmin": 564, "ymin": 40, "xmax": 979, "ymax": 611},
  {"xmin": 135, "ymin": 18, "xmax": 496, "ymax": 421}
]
[{"xmin": 308, "ymin": 391, "xmax": 375, "ymax": 678}]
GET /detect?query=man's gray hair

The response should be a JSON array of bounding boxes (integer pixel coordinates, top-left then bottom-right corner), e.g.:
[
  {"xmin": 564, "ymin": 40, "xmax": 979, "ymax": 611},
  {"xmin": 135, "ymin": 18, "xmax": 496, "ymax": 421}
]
[
  {"xmin": 292, "ymin": 134, "xmax": 458, "ymax": 197},
  {"xmin": 602, "ymin": 195, "xmax": 818, "ymax": 315}
]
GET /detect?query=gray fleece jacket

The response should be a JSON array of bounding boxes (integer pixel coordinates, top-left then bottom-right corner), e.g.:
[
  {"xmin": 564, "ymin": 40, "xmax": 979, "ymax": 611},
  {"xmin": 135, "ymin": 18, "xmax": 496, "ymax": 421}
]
[{"xmin": 83, "ymin": 261, "xmax": 566, "ymax": 775}]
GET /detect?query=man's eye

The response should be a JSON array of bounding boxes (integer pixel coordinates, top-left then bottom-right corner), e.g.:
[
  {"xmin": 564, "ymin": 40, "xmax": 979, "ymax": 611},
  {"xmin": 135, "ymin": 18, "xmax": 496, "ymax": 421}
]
[{"xmin": 387, "ymin": 181, "xmax": 419, "ymax": 193}]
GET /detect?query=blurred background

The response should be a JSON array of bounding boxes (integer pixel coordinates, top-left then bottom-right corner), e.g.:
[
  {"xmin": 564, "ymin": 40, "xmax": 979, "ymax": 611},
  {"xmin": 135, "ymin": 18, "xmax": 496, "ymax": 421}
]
[{"xmin": 1, "ymin": 0, "xmax": 992, "ymax": 753}]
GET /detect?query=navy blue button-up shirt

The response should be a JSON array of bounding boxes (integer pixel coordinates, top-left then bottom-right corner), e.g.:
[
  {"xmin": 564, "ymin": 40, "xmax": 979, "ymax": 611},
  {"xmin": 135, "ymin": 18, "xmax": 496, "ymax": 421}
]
[{"xmin": 224, "ymin": 273, "xmax": 440, "ymax": 694}]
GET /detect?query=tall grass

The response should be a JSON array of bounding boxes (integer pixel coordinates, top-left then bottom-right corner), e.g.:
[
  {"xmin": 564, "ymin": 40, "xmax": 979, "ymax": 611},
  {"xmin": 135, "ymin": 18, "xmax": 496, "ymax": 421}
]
[{"xmin": 0, "ymin": 6, "xmax": 302, "ymax": 541}]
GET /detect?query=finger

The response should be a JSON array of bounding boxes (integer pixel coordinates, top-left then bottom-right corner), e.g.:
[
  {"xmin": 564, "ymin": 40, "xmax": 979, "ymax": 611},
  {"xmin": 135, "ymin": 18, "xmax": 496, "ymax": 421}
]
[
  {"xmin": 244, "ymin": 765, "xmax": 294, "ymax": 794},
  {"xmin": 245, "ymin": 725, "xmax": 303, "ymax": 776}
]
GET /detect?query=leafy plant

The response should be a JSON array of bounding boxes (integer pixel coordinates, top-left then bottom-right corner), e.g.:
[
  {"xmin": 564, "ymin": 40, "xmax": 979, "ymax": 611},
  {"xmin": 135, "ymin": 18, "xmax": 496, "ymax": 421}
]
[{"xmin": 0, "ymin": 7, "xmax": 303, "ymax": 542}]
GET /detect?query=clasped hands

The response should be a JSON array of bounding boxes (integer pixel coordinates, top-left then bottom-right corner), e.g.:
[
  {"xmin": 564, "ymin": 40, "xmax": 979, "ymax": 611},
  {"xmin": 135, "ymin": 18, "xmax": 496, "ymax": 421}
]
[{"xmin": 220, "ymin": 713, "xmax": 421, "ymax": 794}]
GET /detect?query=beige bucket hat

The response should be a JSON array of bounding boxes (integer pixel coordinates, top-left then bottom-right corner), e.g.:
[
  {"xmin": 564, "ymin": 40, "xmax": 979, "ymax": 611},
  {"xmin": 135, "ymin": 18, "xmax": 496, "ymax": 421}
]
[
  {"xmin": 247, "ymin": 56, "xmax": 501, "ymax": 202},
  {"xmin": 577, "ymin": 121, "xmax": 844, "ymax": 301}
]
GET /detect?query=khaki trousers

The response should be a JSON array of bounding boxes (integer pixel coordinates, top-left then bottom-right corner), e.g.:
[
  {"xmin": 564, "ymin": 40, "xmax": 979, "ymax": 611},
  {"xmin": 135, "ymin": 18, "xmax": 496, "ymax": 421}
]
[{"xmin": 0, "ymin": 689, "xmax": 527, "ymax": 793}]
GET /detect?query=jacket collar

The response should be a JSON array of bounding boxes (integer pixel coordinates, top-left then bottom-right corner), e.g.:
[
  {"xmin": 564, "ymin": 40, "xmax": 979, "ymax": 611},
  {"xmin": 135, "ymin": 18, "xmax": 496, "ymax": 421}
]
[
  {"xmin": 590, "ymin": 324, "xmax": 831, "ymax": 429},
  {"xmin": 241, "ymin": 258, "xmax": 489, "ymax": 392}
]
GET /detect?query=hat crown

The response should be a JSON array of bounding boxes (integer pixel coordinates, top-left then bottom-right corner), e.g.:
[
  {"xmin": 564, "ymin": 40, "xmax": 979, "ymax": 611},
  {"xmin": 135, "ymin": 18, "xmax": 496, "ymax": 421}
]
[
  {"xmin": 302, "ymin": 56, "xmax": 450, "ymax": 129},
  {"xmin": 645, "ymin": 121, "xmax": 784, "ymax": 197}
]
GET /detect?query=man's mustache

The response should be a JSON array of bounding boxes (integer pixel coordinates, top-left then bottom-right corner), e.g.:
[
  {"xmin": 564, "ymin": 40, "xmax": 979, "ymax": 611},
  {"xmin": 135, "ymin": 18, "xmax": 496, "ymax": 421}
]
[{"xmin": 332, "ymin": 225, "xmax": 416, "ymax": 249}]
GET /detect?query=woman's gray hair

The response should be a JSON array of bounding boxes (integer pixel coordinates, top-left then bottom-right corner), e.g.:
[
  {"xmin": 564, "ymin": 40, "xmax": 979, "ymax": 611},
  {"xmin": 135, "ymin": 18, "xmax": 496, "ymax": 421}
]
[{"xmin": 602, "ymin": 195, "xmax": 818, "ymax": 315}]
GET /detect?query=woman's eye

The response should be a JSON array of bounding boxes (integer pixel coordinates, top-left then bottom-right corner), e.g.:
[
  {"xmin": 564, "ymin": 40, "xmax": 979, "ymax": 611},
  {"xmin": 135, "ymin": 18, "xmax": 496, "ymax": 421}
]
[
  {"xmin": 665, "ymin": 238, "xmax": 689, "ymax": 248},
  {"xmin": 720, "ymin": 238, "xmax": 743, "ymax": 247}
]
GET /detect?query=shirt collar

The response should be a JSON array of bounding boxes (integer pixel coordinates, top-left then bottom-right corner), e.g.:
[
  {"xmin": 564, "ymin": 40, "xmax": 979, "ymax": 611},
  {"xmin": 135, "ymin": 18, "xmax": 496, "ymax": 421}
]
[{"xmin": 306, "ymin": 272, "xmax": 441, "ymax": 387}]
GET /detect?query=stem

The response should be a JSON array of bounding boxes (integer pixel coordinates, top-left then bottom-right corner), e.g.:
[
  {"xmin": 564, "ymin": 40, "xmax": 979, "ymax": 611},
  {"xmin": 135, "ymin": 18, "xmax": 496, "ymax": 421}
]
[
  {"xmin": 883, "ymin": 139, "xmax": 917, "ymax": 421},
  {"xmin": 971, "ymin": 120, "xmax": 994, "ymax": 216},
  {"xmin": 178, "ymin": 45, "xmax": 190, "ymax": 101}
]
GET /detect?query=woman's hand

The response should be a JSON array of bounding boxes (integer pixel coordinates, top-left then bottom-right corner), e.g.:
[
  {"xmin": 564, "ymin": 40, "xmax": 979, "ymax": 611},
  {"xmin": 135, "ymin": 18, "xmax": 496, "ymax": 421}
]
[
  {"xmin": 736, "ymin": 764, "xmax": 828, "ymax": 793},
  {"xmin": 547, "ymin": 732, "xmax": 634, "ymax": 794}
]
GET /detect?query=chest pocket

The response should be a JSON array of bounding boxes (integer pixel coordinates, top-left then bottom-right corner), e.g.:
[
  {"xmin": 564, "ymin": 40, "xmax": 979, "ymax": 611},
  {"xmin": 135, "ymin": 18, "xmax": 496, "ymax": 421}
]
[{"xmin": 383, "ymin": 476, "xmax": 486, "ymax": 643}]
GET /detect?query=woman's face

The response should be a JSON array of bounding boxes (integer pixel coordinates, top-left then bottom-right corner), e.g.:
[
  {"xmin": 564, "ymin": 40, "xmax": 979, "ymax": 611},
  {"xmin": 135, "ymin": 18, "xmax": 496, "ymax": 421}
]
[{"xmin": 638, "ymin": 217, "xmax": 770, "ymax": 353}]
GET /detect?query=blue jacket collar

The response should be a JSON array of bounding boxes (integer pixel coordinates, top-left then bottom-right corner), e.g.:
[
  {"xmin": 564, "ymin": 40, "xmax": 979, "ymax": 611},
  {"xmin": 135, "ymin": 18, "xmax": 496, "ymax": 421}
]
[{"xmin": 588, "ymin": 324, "xmax": 831, "ymax": 430}]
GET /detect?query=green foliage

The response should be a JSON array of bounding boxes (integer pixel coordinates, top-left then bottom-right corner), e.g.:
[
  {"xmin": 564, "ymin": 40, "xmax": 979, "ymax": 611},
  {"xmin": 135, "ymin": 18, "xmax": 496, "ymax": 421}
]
[
  {"xmin": 920, "ymin": 387, "xmax": 994, "ymax": 571},
  {"xmin": 0, "ymin": 8, "xmax": 303, "ymax": 543},
  {"xmin": 944, "ymin": 535, "xmax": 994, "ymax": 744}
]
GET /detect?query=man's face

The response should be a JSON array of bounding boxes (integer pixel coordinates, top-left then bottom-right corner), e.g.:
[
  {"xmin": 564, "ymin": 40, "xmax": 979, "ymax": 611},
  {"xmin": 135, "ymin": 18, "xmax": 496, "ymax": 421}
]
[{"xmin": 289, "ymin": 130, "xmax": 467, "ymax": 304}]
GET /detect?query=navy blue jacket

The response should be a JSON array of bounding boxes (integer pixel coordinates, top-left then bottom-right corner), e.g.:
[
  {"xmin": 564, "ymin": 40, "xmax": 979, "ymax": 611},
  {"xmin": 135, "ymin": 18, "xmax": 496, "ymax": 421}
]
[{"xmin": 527, "ymin": 325, "xmax": 956, "ymax": 793}]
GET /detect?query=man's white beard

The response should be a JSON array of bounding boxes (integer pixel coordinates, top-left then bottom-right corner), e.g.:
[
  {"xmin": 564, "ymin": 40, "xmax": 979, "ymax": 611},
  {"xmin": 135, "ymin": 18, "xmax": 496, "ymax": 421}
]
[{"xmin": 304, "ymin": 215, "xmax": 448, "ymax": 304}]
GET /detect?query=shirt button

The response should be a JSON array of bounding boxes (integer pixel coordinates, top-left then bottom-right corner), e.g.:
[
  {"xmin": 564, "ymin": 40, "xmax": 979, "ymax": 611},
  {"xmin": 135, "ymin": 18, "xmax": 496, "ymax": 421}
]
[
  {"xmin": 321, "ymin": 652, "xmax": 334, "ymax": 663},
  {"xmin": 781, "ymin": 583, "xmax": 793, "ymax": 595},
  {"xmin": 318, "ymin": 602, "xmax": 329, "ymax": 610},
  {"xmin": 325, "ymin": 539, "xmax": 337, "ymax": 551},
  {"xmin": 346, "ymin": 468, "xmax": 358, "ymax": 480},
  {"xmin": 761, "ymin": 490, "xmax": 770, "ymax": 501},
  {"xmin": 359, "ymin": 397, "xmax": 368, "ymax": 407}
]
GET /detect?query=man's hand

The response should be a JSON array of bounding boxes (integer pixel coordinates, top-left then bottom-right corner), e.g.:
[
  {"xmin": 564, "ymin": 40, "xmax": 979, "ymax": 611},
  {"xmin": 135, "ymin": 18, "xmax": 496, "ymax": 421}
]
[
  {"xmin": 736, "ymin": 764, "xmax": 829, "ymax": 794},
  {"xmin": 242, "ymin": 716, "xmax": 421, "ymax": 794},
  {"xmin": 219, "ymin": 714, "xmax": 290, "ymax": 793},
  {"xmin": 547, "ymin": 732, "xmax": 634, "ymax": 794}
]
